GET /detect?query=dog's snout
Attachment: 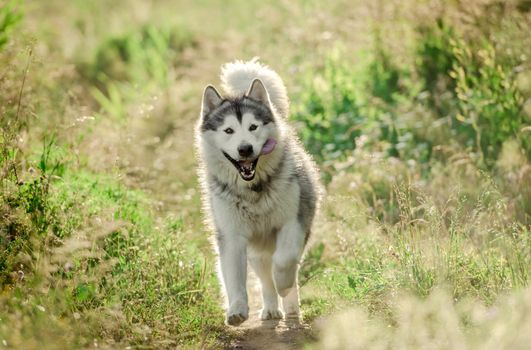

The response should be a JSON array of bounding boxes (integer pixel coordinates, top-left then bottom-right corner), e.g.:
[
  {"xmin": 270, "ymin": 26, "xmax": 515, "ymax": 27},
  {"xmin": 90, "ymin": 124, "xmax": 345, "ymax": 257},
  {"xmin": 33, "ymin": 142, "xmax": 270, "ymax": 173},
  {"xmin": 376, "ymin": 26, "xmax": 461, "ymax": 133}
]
[{"xmin": 238, "ymin": 144, "xmax": 253, "ymax": 157}]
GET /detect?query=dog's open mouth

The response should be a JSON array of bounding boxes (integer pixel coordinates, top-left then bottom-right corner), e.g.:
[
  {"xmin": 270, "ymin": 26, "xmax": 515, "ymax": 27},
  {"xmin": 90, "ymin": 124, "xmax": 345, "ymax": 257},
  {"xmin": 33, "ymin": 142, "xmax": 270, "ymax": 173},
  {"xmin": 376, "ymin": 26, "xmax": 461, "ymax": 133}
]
[{"xmin": 223, "ymin": 152, "xmax": 259, "ymax": 181}]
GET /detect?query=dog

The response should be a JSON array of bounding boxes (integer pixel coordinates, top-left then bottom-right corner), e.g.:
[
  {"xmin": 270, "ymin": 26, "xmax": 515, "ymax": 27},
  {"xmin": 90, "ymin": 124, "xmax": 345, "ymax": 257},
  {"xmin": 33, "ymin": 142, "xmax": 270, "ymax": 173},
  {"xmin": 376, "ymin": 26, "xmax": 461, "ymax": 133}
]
[{"xmin": 195, "ymin": 59, "xmax": 320, "ymax": 326}]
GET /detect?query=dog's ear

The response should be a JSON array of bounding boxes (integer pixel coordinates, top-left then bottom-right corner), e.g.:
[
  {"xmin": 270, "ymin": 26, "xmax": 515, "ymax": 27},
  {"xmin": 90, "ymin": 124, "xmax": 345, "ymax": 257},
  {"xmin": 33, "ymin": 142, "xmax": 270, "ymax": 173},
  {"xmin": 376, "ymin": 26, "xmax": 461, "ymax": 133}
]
[
  {"xmin": 201, "ymin": 85, "xmax": 222, "ymax": 117},
  {"xmin": 246, "ymin": 79, "xmax": 270, "ymax": 106}
]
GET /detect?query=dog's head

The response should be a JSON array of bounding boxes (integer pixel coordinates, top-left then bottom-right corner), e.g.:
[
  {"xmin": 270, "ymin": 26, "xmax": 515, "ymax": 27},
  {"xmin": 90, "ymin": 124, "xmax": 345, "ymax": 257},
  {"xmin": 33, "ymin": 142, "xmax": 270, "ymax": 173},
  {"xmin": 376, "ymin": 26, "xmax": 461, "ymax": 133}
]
[{"xmin": 199, "ymin": 79, "xmax": 279, "ymax": 181}]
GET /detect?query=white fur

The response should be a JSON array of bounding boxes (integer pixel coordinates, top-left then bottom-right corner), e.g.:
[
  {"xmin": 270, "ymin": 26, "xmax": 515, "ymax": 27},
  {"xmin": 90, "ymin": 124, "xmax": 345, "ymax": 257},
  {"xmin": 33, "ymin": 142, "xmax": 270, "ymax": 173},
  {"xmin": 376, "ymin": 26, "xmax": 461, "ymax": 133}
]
[
  {"xmin": 196, "ymin": 60, "xmax": 320, "ymax": 326},
  {"xmin": 221, "ymin": 58, "xmax": 290, "ymax": 118}
]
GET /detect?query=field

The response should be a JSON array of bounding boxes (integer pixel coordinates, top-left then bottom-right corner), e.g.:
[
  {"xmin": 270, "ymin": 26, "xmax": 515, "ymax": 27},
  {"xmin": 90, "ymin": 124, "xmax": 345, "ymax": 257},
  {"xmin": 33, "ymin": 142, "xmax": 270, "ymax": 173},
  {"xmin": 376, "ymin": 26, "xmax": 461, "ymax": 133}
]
[{"xmin": 1, "ymin": 0, "xmax": 530, "ymax": 349}]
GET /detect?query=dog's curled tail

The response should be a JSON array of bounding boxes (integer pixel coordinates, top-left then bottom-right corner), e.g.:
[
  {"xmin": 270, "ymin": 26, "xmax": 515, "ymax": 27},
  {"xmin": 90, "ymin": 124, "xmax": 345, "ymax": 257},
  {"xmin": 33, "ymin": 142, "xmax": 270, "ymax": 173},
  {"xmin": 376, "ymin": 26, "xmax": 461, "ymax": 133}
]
[{"xmin": 220, "ymin": 58, "xmax": 289, "ymax": 118}]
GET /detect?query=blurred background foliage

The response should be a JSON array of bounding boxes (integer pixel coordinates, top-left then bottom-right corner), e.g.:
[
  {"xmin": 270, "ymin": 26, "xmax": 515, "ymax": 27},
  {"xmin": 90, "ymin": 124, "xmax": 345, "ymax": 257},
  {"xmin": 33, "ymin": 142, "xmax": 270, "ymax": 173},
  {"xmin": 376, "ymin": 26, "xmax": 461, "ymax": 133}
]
[
  {"xmin": 292, "ymin": 7, "xmax": 529, "ymax": 169},
  {"xmin": 0, "ymin": 0, "xmax": 530, "ymax": 348}
]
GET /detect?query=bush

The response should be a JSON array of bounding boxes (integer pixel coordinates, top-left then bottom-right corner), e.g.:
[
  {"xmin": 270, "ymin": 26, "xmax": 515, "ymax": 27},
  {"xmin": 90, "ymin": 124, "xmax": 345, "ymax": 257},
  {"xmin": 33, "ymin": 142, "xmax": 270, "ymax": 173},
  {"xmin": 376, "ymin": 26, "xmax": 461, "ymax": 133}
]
[
  {"xmin": 292, "ymin": 49, "xmax": 363, "ymax": 162},
  {"xmin": 293, "ymin": 17, "xmax": 529, "ymax": 169},
  {"xmin": 292, "ymin": 45, "xmax": 426, "ymax": 167},
  {"xmin": 451, "ymin": 41, "xmax": 527, "ymax": 164}
]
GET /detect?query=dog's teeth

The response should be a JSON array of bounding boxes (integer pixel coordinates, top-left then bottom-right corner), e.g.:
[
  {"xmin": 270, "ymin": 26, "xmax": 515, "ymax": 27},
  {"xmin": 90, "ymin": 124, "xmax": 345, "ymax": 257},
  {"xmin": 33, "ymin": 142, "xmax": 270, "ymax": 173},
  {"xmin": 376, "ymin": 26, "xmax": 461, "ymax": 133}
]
[
  {"xmin": 235, "ymin": 158, "xmax": 257, "ymax": 180},
  {"xmin": 240, "ymin": 161, "xmax": 254, "ymax": 172}
]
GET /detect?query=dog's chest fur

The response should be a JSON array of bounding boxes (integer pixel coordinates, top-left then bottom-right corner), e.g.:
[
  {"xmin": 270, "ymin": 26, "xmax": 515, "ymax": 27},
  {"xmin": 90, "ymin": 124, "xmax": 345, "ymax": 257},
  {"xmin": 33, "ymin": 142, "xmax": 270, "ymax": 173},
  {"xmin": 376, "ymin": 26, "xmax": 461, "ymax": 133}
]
[{"xmin": 208, "ymin": 161, "xmax": 298, "ymax": 243}]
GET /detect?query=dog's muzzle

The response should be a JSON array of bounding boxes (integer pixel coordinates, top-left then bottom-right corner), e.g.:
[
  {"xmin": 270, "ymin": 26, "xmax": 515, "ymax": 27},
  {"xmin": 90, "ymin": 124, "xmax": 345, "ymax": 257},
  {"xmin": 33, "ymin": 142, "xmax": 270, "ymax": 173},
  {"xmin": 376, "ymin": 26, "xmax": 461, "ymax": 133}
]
[
  {"xmin": 222, "ymin": 152, "xmax": 258, "ymax": 181},
  {"xmin": 222, "ymin": 139, "xmax": 276, "ymax": 181}
]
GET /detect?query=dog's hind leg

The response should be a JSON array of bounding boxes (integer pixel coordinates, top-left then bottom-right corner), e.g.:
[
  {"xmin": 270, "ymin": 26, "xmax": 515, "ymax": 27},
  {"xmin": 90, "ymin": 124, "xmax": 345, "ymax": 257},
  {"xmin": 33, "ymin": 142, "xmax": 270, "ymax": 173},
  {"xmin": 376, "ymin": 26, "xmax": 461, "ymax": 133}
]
[
  {"xmin": 273, "ymin": 220, "xmax": 305, "ymax": 298},
  {"xmin": 248, "ymin": 251, "xmax": 283, "ymax": 320},
  {"xmin": 281, "ymin": 278, "xmax": 300, "ymax": 317}
]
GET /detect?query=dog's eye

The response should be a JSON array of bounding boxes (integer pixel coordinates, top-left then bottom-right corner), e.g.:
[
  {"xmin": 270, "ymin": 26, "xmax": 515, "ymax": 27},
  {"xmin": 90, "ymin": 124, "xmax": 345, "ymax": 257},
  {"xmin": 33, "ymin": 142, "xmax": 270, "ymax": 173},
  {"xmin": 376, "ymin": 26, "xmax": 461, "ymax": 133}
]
[
  {"xmin": 249, "ymin": 124, "xmax": 258, "ymax": 131},
  {"xmin": 224, "ymin": 128, "xmax": 234, "ymax": 134}
]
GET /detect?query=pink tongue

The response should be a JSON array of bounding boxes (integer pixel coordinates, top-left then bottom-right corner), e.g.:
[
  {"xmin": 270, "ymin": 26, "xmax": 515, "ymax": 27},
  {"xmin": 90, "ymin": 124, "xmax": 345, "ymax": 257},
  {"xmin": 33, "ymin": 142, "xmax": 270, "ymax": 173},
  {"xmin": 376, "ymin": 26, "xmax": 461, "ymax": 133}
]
[{"xmin": 260, "ymin": 139, "xmax": 277, "ymax": 155}]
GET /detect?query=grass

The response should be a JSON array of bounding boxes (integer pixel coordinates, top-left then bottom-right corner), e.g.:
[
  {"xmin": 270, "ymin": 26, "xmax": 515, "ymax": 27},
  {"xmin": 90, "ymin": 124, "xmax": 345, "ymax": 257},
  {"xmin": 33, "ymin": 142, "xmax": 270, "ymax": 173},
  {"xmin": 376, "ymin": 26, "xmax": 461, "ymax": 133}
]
[
  {"xmin": 1, "ymin": 0, "xmax": 530, "ymax": 348},
  {"xmin": 1, "ymin": 161, "xmax": 225, "ymax": 348}
]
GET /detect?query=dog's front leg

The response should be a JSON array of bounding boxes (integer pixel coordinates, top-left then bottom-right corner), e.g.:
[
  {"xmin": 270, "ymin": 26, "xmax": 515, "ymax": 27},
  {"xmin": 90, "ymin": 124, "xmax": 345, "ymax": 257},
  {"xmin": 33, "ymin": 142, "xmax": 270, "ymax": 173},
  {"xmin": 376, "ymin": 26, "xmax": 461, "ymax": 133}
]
[{"xmin": 218, "ymin": 233, "xmax": 249, "ymax": 326}]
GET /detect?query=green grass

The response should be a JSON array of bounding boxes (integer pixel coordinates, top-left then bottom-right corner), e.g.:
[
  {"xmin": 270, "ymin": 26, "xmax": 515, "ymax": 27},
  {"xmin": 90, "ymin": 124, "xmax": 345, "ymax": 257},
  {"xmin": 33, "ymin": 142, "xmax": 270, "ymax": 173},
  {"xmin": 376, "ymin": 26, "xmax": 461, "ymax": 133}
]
[
  {"xmin": 1, "ymin": 0, "xmax": 530, "ymax": 348},
  {"xmin": 1, "ymin": 160, "xmax": 225, "ymax": 347}
]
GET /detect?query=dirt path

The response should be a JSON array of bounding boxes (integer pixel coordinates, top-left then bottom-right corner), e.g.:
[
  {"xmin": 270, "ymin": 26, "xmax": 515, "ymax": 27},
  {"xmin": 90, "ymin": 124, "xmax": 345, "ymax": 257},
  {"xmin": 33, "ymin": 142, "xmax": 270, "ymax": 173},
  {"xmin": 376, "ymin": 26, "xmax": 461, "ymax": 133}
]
[{"xmin": 230, "ymin": 270, "xmax": 313, "ymax": 350}]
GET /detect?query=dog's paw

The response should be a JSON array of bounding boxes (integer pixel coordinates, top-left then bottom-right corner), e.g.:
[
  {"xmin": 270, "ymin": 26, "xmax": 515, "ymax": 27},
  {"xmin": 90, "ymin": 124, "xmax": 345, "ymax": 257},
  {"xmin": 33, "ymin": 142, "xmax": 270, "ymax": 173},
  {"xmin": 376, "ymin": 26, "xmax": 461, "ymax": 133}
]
[
  {"xmin": 227, "ymin": 312, "xmax": 248, "ymax": 326},
  {"xmin": 260, "ymin": 307, "xmax": 283, "ymax": 320},
  {"xmin": 226, "ymin": 301, "xmax": 249, "ymax": 326},
  {"xmin": 273, "ymin": 261, "xmax": 297, "ymax": 297},
  {"xmin": 282, "ymin": 303, "xmax": 300, "ymax": 318}
]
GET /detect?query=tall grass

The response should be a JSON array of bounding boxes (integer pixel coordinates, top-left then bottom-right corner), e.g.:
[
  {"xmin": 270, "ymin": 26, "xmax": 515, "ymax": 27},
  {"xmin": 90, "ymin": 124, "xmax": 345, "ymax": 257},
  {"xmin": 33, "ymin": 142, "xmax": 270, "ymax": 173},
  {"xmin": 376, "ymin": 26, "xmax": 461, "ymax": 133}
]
[
  {"xmin": 0, "ymin": 3, "xmax": 225, "ymax": 348},
  {"xmin": 295, "ymin": 1, "xmax": 530, "ymax": 347}
]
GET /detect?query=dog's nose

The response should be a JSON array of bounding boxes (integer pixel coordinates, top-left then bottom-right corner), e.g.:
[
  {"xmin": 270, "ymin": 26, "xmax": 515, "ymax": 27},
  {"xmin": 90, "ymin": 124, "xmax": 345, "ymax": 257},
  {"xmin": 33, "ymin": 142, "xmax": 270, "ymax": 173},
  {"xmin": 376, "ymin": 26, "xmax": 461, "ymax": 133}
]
[{"xmin": 238, "ymin": 143, "xmax": 253, "ymax": 157}]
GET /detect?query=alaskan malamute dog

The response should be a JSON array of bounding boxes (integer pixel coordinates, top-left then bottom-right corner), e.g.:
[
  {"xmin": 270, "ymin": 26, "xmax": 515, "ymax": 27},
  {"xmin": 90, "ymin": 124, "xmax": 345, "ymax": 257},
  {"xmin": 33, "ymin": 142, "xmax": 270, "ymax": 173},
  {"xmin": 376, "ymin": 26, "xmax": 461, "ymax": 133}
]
[{"xmin": 196, "ymin": 60, "xmax": 320, "ymax": 326}]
